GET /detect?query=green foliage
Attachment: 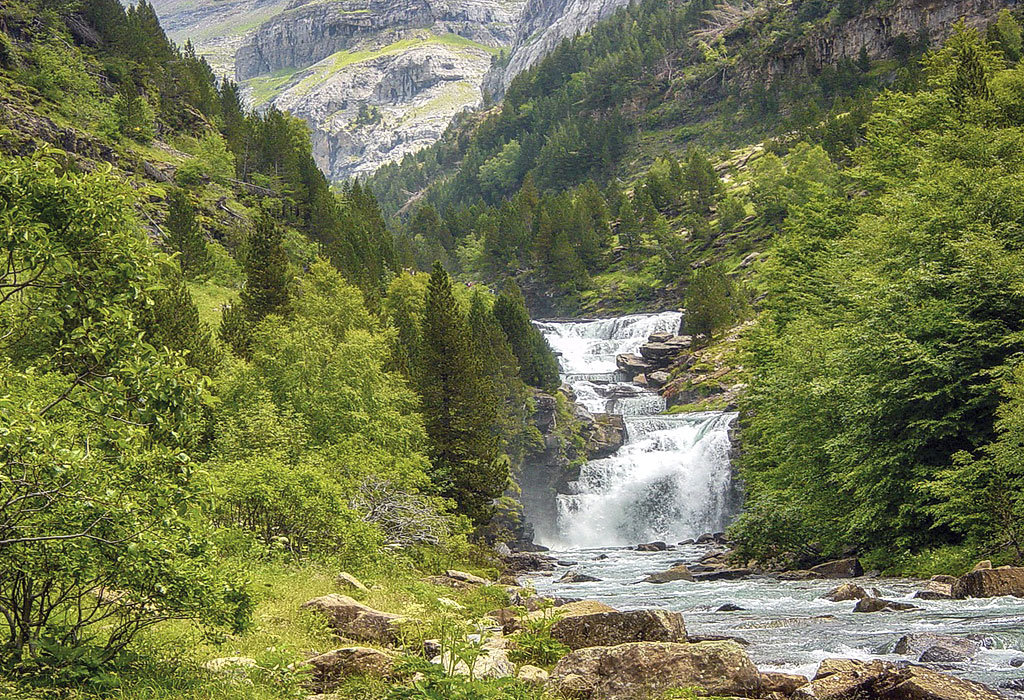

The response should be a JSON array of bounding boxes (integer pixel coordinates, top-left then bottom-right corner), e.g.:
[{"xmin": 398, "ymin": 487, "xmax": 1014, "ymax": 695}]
[
  {"xmin": 736, "ymin": 26, "xmax": 1024, "ymax": 561},
  {"xmin": 113, "ymin": 83, "xmax": 156, "ymax": 143},
  {"xmin": 493, "ymin": 281, "xmax": 560, "ymax": 391},
  {"xmin": 508, "ymin": 604, "xmax": 570, "ymax": 667},
  {"xmin": 0, "ymin": 153, "xmax": 249, "ymax": 666},
  {"xmin": 684, "ymin": 264, "xmax": 746, "ymax": 346},
  {"xmin": 163, "ymin": 187, "xmax": 209, "ymax": 278},
  {"xmin": 175, "ymin": 132, "xmax": 236, "ymax": 185},
  {"xmin": 419, "ymin": 263, "xmax": 507, "ymax": 528}
]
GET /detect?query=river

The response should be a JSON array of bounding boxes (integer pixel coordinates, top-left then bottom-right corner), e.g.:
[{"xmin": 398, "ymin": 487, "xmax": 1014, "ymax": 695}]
[{"xmin": 529, "ymin": 313, "xmax": 1024, "ymax": 696}]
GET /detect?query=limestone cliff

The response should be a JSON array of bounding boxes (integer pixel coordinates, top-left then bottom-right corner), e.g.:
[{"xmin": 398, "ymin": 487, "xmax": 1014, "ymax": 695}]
[{"xmin": 483, "ymin": 0, "xmax": 632, "ymax": 99}]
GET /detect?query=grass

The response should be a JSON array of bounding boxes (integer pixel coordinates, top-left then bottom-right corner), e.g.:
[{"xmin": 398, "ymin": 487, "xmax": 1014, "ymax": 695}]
[
  {"xmin": 187, "ymin": 280, "xmax": 236, "ymax": 331},
  {"xmin": 2, "ymin": 553, "xmax": 520, "ymax": 700}
]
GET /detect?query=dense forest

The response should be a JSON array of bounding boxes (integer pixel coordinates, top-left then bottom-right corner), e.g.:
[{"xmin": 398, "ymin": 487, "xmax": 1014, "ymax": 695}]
[{"xmin": 5, "ymin": 0, "xmax": 1024, "ymax": 697}]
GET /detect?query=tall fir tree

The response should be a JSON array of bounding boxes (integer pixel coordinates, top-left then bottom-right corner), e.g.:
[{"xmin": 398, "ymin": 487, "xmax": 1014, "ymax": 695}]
[
  {"xmin": 240, "ymin": 213, "xmax": 291, "ymax": 324},
  {"xmin": 493, "ymin": 281, "xmax": 561, "ymax": 391},
  {"xmin": 419, "ymin": 263, "xmax": 506, "ymax": 527},
  {"xmin": 163, "ymin": 188, "xmax": 208, "ymax": 278}
]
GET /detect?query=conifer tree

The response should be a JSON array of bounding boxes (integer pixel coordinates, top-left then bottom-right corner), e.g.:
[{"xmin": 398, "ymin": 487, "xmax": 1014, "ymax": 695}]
[
  {"xmin": 419, "ymin": 263, "xmax": 506, "ymax": 527},
  {"xmin": 164, "ymin": 188, "xmax": 208, "ymax": 278},
  {"xmin": 240, "ymin": 213, "xmax": 290, "ymax": 324},
  {"xmin": 146, "ymin": 269, "xmax": 219, "ymax": 376},
  {"xmin": 493, "ymin": 281, "xmax": 560, "ymax": 391},
  {"xmin": 683, "ymin": 149, "xmax": 723, "ymax": 214},
  {"xmin": 617, "ymin": 196, "xmax": 642, "ymax": 255}
]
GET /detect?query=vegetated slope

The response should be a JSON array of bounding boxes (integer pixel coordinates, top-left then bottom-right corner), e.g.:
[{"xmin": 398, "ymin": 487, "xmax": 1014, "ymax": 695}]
[
  {"xmin": 0, "ymin": 3, "xmax": 579, "ymax": 698},
  {"xmin": 368, "ymin": 0, "xmax": 1014, "ymax": 317}
]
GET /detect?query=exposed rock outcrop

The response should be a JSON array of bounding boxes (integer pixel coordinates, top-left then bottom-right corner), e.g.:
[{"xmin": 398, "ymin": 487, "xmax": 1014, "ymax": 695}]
[
  {"xmin": 545, "ymin": 640, "xmax": 761, "ymax": 700},
  {"xmin": 952, "ymin": 566, "xmax": 1024, "ymax": 598},
  {"xmin": 549, "ymin": 609, "xmax": 687, "ymax": 650},
  {"xmin": 793, "ymin": 657, "xmax": 1003, "ymax": 699},
  {"xmin": 301, "ymin": 594, "xmax": 407, "ymax": 645}
]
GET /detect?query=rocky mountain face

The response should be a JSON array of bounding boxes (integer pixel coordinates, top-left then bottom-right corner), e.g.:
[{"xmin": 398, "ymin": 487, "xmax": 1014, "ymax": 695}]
[
  {"xmin": 482, "ymin": 0, "xmax": 633, "ymax": 99},
  {"xmin": 235, "ymin": 0, "xmax": 525, "ymax": 181},
  {"xmin": 744, "ymin": 0, "xmax": 1017, "ymax": 82}
]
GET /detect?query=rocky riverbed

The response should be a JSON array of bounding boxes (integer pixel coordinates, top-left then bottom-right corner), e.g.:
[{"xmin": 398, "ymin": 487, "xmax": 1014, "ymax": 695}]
[{"xmin": 522, "ymin": 545, "xmax": 1024, "ymax": 697}]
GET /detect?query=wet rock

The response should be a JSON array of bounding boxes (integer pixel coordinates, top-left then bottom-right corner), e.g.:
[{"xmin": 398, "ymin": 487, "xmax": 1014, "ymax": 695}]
[
  {"xmin": 501, "ymin": 552, "xmax": 556, "ymax": 573},
  {"xmin": 550, "ymin": 609, "xmax": 687, "ymax": 650},
  {"xmin": 616, "ymin": 353, "xmax": 652, "ymax": 376},
  {"xmin": 648, "ymin": 332, "xmax": 673, "ymax": 343},
  {"xmin": 635, "ymin": 541, "xmax": 669, "ymax": 552},
  {"xmin": 307, "ymin": 647, "xmax": 396, "ymax": 691},
  {"xmin": 688, "ymin": 634, "xmax": 750, "ymax": 646},
  {"xmin": 778, "ymin": 570, "xmax": 817, "ymax": 581},
  {"xmin": 643, "ymin": 564, "xmax": 694, "ymax": 584},
  {"xmin": 558, "ymin": 570, "xmax": 601, "ymax": 583},
  {"xmin": 716, "ymin": 603, "xmax": 745, "ymax": 612},
  {"xmin": 809, "ymin": 557, "xmax": 864, "ymax": 579},
  {"xmin": 678, "ymin": 539, "xmax": 696, "ymax": 546},
  {"xmin": 639, "ymin": 342, "xmax": 679, "ymax": 363},
  {"xmin": 585, "ymin": 413, "xmax": 626, "ymax": 459},
  {"xmin": 596, "ymin": 554, "xmax": 609, "ymax": 560},
  {"xmin": 557, "ymin": 560, "xmax": 579, "ymax": 567},
  {"xmin": 1010, "ymin": 656, "xmax": 1024, "ymax": 668},
  {"xmin": 301, "ymin": 594, "xmax": 406, "ymax": 645},
  {"xmin": 823, "ymin": 583, "xmax": 870, "ymax": 602},
  {"xmin": 953, "ymin": 566, "xmax": 1024, "ymax": 599},
  {"xmin": 696, "ymin": 533, "xmax": 716, "ymax": 544},
  {"xmin": 795, "ymin": 657, "xmax": 1003, "ymax": 699},
  {"xmin": 852, "ymin": 597, "xmax": 918, "ymax": 613},
  {"xmin": 546, "ymin": 641, "xmax": 760, "ymax": 699},
  {"xmin": 693, "ymin": 568, "xmax": 752, "ymax": 582},
  {"xmin": 894, "ymin": 633, "xmax": 980, "ymax": 662}
]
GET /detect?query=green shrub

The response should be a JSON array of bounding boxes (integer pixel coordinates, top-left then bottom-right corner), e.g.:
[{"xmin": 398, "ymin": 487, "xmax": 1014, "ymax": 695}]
[{"xmin": 176, "ymin": 132, "xmax": 235, "ymax": 185}]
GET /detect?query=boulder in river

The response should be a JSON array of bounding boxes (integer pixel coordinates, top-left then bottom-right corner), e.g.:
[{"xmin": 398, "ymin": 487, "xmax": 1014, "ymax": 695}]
[
  {"xmin": 761, "ymin": 671, "xmax": 809, "ymax": 696},
  {"xmin": 550, "ymin": 609, "xmax": 687, "ymax": 650},
  {"xmin": 546, "ymin": 641, "xmax": 761, "ymax": 700},
  {"xmin": 616, "ymin": 353, "xmax": 652, "ymax": 376},
  {"xmin": 643, "ymin": 564, "xmax": 694, "ymax": 584},
  {"xmin": 853, "ymin": 597, "xmax": 918, "ymax": 613},
  {"xmin": 500, "ymin": 552, "xmax": 556, "ymax": 573},
  {"xmin": 716, "ymin": 603, "xmax": 745, "ymax": 612},
  {"xmin": 794, "ymin": 657, "xmax": 1003, "ymax": 699},
  {"xmin": 693, "ymin": 568, "xmax": 752, "ymax": 582},
  {"xmin": 647, "ymin": 370, "xmax": 671, "ymax": 388},
  {"xmin": 301, "ymin": 594, "xmax": 406, "ymax": 645},
  {"xmin": 893, "ymin": 633, "xmax": 981, "ymax": 662},
  {"xmin": 635, "ymin": 541, "xmax": 669, "ymax": 552},
  {"xmin": 307, "ymin": 647, "xmax": 396, "ymax": 691},
  {"xmin": 952, "ymin": 566, "xmax": 1024, "ymax": 599},
  {"xmin": 823, "ymin": 583, "xmax": 870, "ymax": 602},
  {"xmin": 559, "ymin": 570, "xmax": 601, "ymax": 583},
  {"xmin": 915, "ymin": 575, "xmax": 955, "ymax": 600},
  {"xmin": 809, "ymin": 557, "xmax": 864, "ymax": 579}
]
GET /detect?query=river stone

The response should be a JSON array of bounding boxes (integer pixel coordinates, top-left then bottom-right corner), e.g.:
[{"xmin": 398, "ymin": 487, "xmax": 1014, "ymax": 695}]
[
  {"xmin": 307, "ymin": 647, "xmax": 396, "ymax": 691},
  {"xmin": 796, "ymin": 658, "xmax": 1003, "ymax": 699},
  {"xmin": 550, "ymin": 609, "xmax": 687, "ymax": 649},
  {"xmin": 643, "ymin": 564, "xmax": 694, "ymax": 584},
  {"xmin": 894, "ymin": 633, "xmax": 980, "ymax": 662},
  {"xmin": 693, "ymin": 567, "xmax": 752, "ymax": 581},
  {"xmin": 761, "ymin": 671, "xmax": 809, "ymax": 695},
  {"xmin": 853, "ymin": 597, "xmax": 918, "ymax": 613},
  {"xmin": 616, "ymin": 353, "xmax": 652, "ymax": 376},
  {"xmin": 501, "ymin": 552, "xmax": 556, "ymax": 573},
  {"xmin": 546, "ymin": 641, "xmax": 760, "ymax": 699},
  {"xmin": 823, "ymin": 583, "xmax": 870, "ymax": 602},
  {"xmin": 301, "ymin": 594, "xmax": 406, "ymax": 645},
  {"xmin": 953, "ymin": 566, "xmax": 1024, "ymax": 599},
  {"xmin": 809, "ymin": 557, "xmax": 863, "ymax": 579},
  {"xmin": 559, "ymin": 570, "xmax": 601, "ymax": 583},
  {"xmin": 647, "ymin": 370, "xmax": 671, "ymax": 388},
  {"xmin": 635, "ymin": 541, "xmax": 669, "ymax": 552},
  {"xmin": 717, "ymin": 603, "xmax": 745, "ymax": 612}
]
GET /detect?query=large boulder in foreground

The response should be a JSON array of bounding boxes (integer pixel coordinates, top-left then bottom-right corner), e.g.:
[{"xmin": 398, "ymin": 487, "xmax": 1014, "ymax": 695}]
[
  {"xmin": 794, "ymin": 657, "xmax": 1002, "ymax": 699},
  {"xmin": 546, "ymin": 641, "xmax": 760, "ymax": 699},
  {"xmin": 307, "ymin": 647, "xmax": 396, "ymax": 691},
  {"xmin": 301, "ymin": 594, "xmax": 405, "ymax": 645},
  {"xmin": 550, "ymin": 610, "xmax": 686, "ymax": 650},
  {"xmin": 952, "ymin": 566, "xmax": 1024, "ymax": 599}
]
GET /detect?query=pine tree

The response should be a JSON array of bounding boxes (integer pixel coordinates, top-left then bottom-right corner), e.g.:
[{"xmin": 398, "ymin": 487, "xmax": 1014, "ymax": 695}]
[
  {"xmin": 493, "ymin": 281, "xmax": 560, "ymax": 391},
  {"xmin": 240, "ymin": 213, "xmax": 290, "ymax": 324},
  {"xmin": 146, "ymin": 269, "xmax": 219, "ymax": 376},
  {"xmin": 617, "ymin": 196, "xmax": 642, "ymax": 255},
  {"xmin": 164, "ymin": 188, "xmax": 208, "ymax": 278},
  {"xmin": 218, "ymin": 302, "xmax": 252, "ymax": 360},
  {"xmin": 419, "ymin": 263, "xmax": 506, "ymax": 527},
  {"xmin": 683, "ymin": 149, "xmax": 723, "ymax": 214}
]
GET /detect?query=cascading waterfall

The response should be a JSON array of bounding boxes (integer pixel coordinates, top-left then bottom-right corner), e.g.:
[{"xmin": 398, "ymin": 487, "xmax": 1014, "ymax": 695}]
[{"xmin": 537, "ymin": 313, "xmax": 739, "ymax": 548}]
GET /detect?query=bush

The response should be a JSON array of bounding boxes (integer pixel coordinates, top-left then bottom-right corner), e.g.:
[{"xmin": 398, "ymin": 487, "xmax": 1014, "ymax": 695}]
[{"xmin": 176, "ymin": 132, "xmax": 235, "ymax": 185}]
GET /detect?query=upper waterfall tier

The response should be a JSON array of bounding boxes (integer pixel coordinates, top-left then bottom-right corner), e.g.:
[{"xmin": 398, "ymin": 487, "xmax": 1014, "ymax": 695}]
[{"xmin": 536, "ymin": 313, "xmax": 740, "ymax": 548}]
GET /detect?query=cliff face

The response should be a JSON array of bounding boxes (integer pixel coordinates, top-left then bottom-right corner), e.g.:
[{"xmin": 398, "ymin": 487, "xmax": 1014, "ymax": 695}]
[
  {"xmin": 747, "ymin": 0, "xmax": 1017, "ymax": 81},
  {"xmin": 229, "ymin": 0, "xmax": 522, "ymax": 180},
  {"xmin": 483, "ymin": 0, "xmax": 632, "ymax": 98}
]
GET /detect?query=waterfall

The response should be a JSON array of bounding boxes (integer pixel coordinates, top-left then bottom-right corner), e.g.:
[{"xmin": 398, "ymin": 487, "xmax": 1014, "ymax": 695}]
[{"xmin": 537, "ymin": 313, "xmax": 739, "ymax": 548}]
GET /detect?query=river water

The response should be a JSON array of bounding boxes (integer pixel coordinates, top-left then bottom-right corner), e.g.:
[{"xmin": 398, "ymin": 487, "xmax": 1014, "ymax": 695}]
[{"xmin": 532, "ymin": 314, "xmax": 1024, "ymax": 696}]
